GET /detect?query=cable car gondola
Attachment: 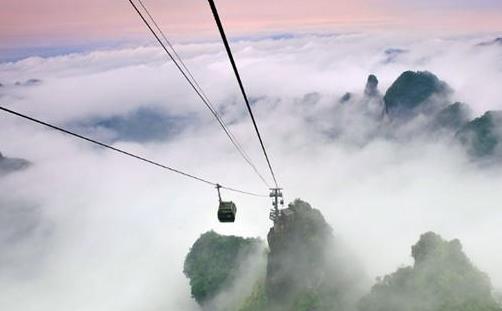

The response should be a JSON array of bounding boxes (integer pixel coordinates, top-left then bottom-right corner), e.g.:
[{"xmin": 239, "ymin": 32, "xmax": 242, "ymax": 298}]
[{"xmin": 216, "ymin": 184, "xmax": 237, "ymax": 222}]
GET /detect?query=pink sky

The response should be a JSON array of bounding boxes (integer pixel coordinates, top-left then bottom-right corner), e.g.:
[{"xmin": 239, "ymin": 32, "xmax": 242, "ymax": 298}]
[{"xmin": 1, "ymin": 0, "xmax": 502, "ymax": 48}]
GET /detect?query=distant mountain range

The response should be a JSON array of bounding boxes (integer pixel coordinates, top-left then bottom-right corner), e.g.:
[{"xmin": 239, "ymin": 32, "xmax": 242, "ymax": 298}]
[
  {"xmin": 70, "ymin": 106, "xmax": 190, "ymax": 143},
  {"xmin": 336, "ymin": 70, "xmax": 502, "ymax": 160},
  {"xmin": 384, "ymin": 70, "xmax": 501, "ymax": 159},
  {"xmin": 0, "ymin": 152, "xmax": 30, "ymax": 176}
]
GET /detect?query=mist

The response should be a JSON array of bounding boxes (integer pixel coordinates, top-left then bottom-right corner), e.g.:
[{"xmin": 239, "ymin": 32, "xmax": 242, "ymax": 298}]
[{"xmin": 0, "ymin": 32, "xmax": 502, "ymax": 310}]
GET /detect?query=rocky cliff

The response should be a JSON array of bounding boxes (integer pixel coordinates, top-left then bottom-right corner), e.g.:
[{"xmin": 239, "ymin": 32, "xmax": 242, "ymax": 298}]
[
  {"xmin": 359, "ymin": 232, "xmax": 501, "ymax": 311},
  {"xmin": 184, "ymin": 206, "xmax": 501, "ymax": 311},
  {"xmin": 183, "ymin": 231, "xmax": 266, "ymax": 308},
  {"xmin": 383, "ymin": 71, "xmax": 451, "ymax": 119},
  {"xmin": 184, "ymin": 200, "xmax": 365, "ymax": 311},
  {"xmin": 266, "ymin": 199, "xmax": 364, "ymax": 310}
]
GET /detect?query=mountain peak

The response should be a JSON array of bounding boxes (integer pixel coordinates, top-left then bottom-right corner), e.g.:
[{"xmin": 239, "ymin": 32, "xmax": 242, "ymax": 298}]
[
  {"xmin": 360, "ymin": 232, "xmax": 500, "ymax": 311},
  {"xmin": 456, "ymin": 110, "xmax": 502, "ymax": 158},
  {"xmin": 365, "ymin": 74, "xmax": 379, "ymax": 97},
  {"xmin": 384, "ymin": 71, "xmax": 450, "ymax": 119}
]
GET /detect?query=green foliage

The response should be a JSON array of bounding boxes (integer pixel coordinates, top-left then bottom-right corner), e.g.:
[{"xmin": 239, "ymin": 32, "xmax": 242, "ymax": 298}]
[
  {"xmin": 183, "ymin": 231, "xmax": 263, "ymax": 305},
  {"xmin": 266, "ymin": 200, "xmax": 333, "ymax": 303},
  {"xmin": 291, "ymin": 291, "xmax": 321, "ymax": 311},
  {"xmin": 237, "ymin": 281, "xmax": 268, "ymax": 311},
  {"xmin": 266, "ymin": 199, "xmax": 363, "ymax": 311},
  {"xmin": 184, "ymin": 205, "xmax": 502, "ymax": 311},
  {"xmin": 359, "ymin": 232, "xmax": 501, "ymax": 311}
]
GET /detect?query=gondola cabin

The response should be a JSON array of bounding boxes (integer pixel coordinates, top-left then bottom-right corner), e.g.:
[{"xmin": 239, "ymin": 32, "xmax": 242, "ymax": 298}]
[{"xmin": 218, "ymin": 201, "xmax": 237, "ymax": 222}]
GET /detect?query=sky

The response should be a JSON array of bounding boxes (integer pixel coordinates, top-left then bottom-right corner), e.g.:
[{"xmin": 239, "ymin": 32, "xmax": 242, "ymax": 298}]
[
  {"xmin": 1, "ymin": 1, "xmax": 502, "ymax": 310},
  {"xmin": 1, "ymin": 31, "xmax": 502, "ymax": 310},
  {"xmin": 2, "ymin": 0, "xmax": 502, "ymax": 52}
]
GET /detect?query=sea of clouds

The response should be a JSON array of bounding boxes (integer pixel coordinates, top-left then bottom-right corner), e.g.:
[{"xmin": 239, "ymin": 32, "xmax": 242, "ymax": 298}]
[{"xmin": 0, "ymin": 32, "xmax": 502, "ymax": 310}]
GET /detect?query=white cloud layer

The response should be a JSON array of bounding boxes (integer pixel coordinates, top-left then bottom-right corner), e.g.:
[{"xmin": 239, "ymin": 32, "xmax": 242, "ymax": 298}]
[{"xmin": 0, "ymin": 32, "xmax": 502, "ymax": 310}]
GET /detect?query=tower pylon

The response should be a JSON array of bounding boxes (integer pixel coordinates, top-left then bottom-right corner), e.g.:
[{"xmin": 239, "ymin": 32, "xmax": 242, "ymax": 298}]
[{"xmin": 269, "ymin": 188, "xmax": 284, "ymax": 222}]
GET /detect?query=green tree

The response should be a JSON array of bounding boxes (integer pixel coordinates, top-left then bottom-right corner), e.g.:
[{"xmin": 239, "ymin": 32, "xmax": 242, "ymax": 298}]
[
  {"xmin": 359, "ymin": 232, "xmax": 501, "ymax": 311},
  {"xmin": 183, "ymin": 231, "xmax": 263, "ymax": 305}
]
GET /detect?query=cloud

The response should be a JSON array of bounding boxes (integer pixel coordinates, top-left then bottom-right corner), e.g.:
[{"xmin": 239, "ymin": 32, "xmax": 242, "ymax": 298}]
[
  {"xmin": 69, "ymin": 106, "xmax": 193, "ymax": 144},
  {"xmin": 0, "ymin": 32, "xmax": 502, "ymax": 310}
]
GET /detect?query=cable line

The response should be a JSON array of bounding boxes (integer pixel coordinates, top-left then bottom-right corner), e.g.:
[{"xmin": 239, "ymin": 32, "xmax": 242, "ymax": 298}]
[
  {"xmin": 137, "ymin": 0, "xmax": 207, "ymax": 105},
  {"xmin": 128, "ymin": 0, "xmax": 271, "ymax": 188},
  {"xmin": 207, "ymin": 0, "xmax": 280, "ymax": 188},
  {"xmin": 135, "ymin": 0, "xmax": 269, "ymax": 188},
  {"xmin": 0, "ymin": 105, "xmax": 267, "ymax": 198}
]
